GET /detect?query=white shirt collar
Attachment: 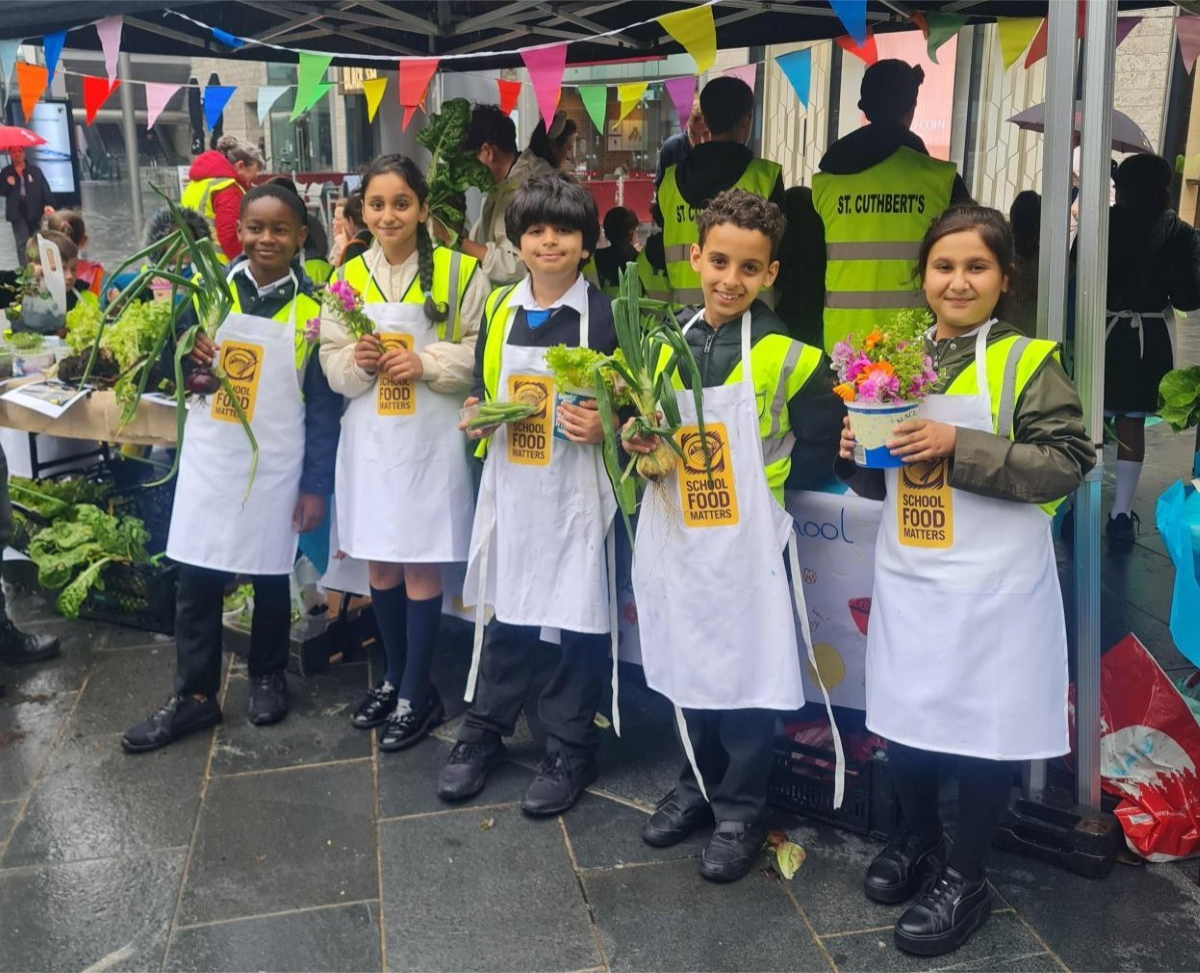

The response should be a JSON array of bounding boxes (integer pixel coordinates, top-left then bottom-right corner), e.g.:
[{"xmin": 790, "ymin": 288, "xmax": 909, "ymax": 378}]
[
  {"xmin": 510, "ymin": 273, "xmax": 589, "ymax": 315},
  {"xmin": 237, "ymin": 262, "xmax": 293, "ymax": 298}
]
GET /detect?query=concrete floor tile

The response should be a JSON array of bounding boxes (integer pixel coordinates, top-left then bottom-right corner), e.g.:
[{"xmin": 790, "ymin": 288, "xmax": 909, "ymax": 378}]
[
  {"xmin": 0, "ymin": 848, "xmax": 184, "ymax": 973},
  {"xmin": 0, "ymin": 633, "xmax": 94, "ymax": 697},
  {"xmin": 824, "ymin": 914, "xmax": 1049, "ymax": 972},
  {"xmin": 380, "ymin": 806, "xmax": 599, "ymax": 972},
  {"xmin": 0, "ymin": 692, "xmax": 74, "ymax": 803},
  {"xmin": 164, "ymin": 902, "xmax": 382, "ymax": 973},
  {"xmin": 66, "ymin": 643, "xmax": 176, "ymax": 737},
  {"xmin": 591, "ymin": 721, "xmax": 686, "ymax": 811},
  {"xmin": 562, "ymin": 791, "xmax": 706, "ymax": 870},
  {"xmin": 0, "ymin": 801, "xmax": 18, "ymax": 845},
  {"xmin": 179, "ymin": 761, "xmax": 377, "ymax": 925},
  {"xmin": 3, "ymin": 730, "xmax": 206, "ymax": 866}
]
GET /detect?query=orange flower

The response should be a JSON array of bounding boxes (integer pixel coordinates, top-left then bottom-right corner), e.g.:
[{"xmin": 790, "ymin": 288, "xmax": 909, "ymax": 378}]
[
  {"xmin": 863, "ymin": 329, "xmax": 884, "ymax": 351},
  {"xmin": 832, "ymin": 382, "xmax": 857, "ymax": 402}
]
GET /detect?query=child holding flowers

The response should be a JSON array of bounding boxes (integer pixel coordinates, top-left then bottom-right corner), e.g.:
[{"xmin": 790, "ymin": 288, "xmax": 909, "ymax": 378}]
[
  {"xmin": 837, "ymin": 206, "xmax": 1094, "ymax": 958},
  {"xmin": 319, "ymin": 155, "xmax": 488, "ymax": 753}
]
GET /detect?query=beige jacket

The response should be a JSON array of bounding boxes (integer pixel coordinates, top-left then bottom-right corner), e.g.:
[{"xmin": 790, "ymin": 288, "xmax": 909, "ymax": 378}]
[
  {"xmin": 319, "ymin": 241, "xmax": 489, "ymax": 399},
  {"xmin": 469, "ymin": 150, "xmax": 558, "ymax": 285}
]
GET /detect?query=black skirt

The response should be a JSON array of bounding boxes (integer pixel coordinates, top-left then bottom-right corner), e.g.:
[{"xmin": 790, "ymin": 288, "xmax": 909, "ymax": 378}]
[{"xmin": 1103, "ymin": 313, "xmax": 1174, "ymax": 415}]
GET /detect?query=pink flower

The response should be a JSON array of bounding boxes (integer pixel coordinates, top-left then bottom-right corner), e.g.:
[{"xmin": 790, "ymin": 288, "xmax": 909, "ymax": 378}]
[
  {"xmin": 831, "ymin": 340, "xmax": 856, "ymax": 370},
  {"xmin": 304, "ymin": 316, "xmax": 321, "ymax": 342},
  {"xmin": 843, "ymin": 353, "xmax": 873, "ymax": 384},
  {"xmin": 857, "ymin": 371, "xmax": 900, "ymax": 402},
  {"xmin": 327, "ymin": 279, "xmax": 358, "ymax": 313}
]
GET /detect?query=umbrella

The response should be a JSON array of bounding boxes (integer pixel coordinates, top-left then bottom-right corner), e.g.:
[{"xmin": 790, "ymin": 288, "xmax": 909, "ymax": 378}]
[
  {"xmin": 0, "ymin": 125, "xmax": 47, "ymax": 152},
  {"xmin": 1008, "ymin": 102, "xmax": 1152, "ymax": 155}
]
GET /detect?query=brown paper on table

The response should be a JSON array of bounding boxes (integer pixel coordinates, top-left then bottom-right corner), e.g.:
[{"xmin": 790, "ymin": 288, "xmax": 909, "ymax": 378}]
[{"xmin": 0, "ymin": 379, "xmax": 178, "ymax": 447}]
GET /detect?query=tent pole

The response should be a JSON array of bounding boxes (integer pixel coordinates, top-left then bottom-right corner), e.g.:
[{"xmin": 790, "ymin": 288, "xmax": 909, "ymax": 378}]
[
  {"xmin": 1073, "ymin": 0, "xmax": 1117, "ymax": 815},
  {"xmin": 118, "ymin": 52, "xmax": 143, "ymax": 233}
]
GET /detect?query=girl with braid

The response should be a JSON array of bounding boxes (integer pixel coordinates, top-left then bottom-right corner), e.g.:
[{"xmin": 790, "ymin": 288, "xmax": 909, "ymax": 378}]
[{"xmin": 320, "ymin": 155, "xmax": 490, "ymax": 751}]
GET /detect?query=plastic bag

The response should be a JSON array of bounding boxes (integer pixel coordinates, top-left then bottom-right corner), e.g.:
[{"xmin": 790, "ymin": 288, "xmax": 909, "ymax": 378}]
[{"xmin": 1156, "ymin": 478, "xmax": 1200, "ymax": 668}]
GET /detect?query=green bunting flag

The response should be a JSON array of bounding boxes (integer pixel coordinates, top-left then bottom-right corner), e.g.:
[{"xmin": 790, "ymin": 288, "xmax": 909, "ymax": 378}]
[
  {"xmin": 291, "ymin": 52, "xmax": 333, "ymax": 120},
  {"xmin": 924, "ymin": 12, "xmax": 966, "ymax": 64},
  {"xmin": 579, "ymin": 85, "xmax": 608, "ymax": 133}
]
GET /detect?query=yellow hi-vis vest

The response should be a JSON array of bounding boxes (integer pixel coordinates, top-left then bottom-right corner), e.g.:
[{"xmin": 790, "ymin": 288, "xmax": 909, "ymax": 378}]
[
  {"xmin": 338, "ymin": 245, "xmax": 478, "ymax": 344},
  {"xmin": 942, "ymin": 330, "xmax": 1064, "ymax": 516},
  {"xmin": 180, "ymin": 176, "xmax": 242, "ymax": 266},
  {"xmin": 658, "ymin": 157, "xmax": 782, "ymax": 308},
  {"xmin": 304, "ymin": 257, "xmax": 333, "ymax": 285},
  {"xmin": 475, "ymin": 282, "xmax": 524, "ymax": 459},
  {"xmin": 636, "ymin": 247, "xmax": 674, "ymax": 304},
  {"xmin": 657, "ymin": 330, "xmax": 825, "ymax": 504},
  {"xmin": 227, "ymin": 284, "xmax": 321, "ymax": 373},
  {"xmin": 812, "ymin": 146, "xmax": 956, "ymax": 353}
]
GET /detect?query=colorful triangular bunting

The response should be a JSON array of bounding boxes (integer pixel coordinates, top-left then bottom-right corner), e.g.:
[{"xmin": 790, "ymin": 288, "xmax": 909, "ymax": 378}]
[
  {"xmin": 775, "ymin": 49, "xmax": 812, "ymax": 109},
  {"xmin": 43, "ymin": 31, "xmax": 65, "ymax": 85},
  {"xmin": 144, "ymin": 82, "xmax": 182, "ymax": 130},
  {"xmin": 664, "ymin": 76, "xmax": 697, "ymax": 128},
  {"xmin": 828, "ymin": 0, "xmax": 868, "ymax": 47},
  {"xmin": 291, "ymin": 52, "xmax": 333, "ymax": 120},
  {"xmin": 520, "ymin": 44, "xmax": 567, "ymax": 129},
  {"xmin": 497, "ymin": 78, "xmax": 521, "ymax": 116},
  {"xmin": 362, "ymin": 77, "xmax": 388, "ymax": 123},
  {"xmin": 398, "ymin": 57, "xmax": 441, "ymax": 130},
  {"xmin": 203, "ymin": 84, "xmax": 237, "ymax": 130},
  {"xmin": 83, "ymin": 75, "xmax": 121, "ymax": 126},
  {"xmin": 995, "ymin": 17, "xmax": 1042, "ymax": 69},
  {"xmin": 617, "ymin": 82, "xmax": 648, "ymax": 123},
  {"xmin": 95, "ymin": 16, "xmax": 123, "ymax": 85},
  {"xmin": 579, "ymin": 86, "xmax": 608, "ymax": 133},
  {"xmin": 657, "ymin": 5, "xmax": 716, "ymax": 74},
  {"xmin": 16, "ymin": 62, "xmax": 49, "ymax": 123}
]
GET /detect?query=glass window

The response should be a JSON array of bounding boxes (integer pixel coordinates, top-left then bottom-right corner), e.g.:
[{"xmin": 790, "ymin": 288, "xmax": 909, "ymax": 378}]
[{"xmin": 265, "ymin": 65, "xmax": 333, "ymax": 171}]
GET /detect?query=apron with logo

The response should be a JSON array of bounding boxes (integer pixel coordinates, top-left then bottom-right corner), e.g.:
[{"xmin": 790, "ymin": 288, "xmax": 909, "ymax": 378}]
[
  {"xmin": 463, "ymin": 299, "xmax": 621, "ymax": 730},
  {"xmin": 167, "ymin": 271, "xmax": 305, "ymax": 575},
  {"xmin": 335, "ymin": 251, "xmax": 475, "ymax": 563},
  {"xmin": 867, "ymin": 322, "xmax": 1070, "ymax": 760}
]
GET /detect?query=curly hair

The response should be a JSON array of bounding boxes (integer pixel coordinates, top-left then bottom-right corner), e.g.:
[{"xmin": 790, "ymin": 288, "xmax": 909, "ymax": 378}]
[{"xmin": 696, "ymin": 189, "xmax": 787, "ymax": 259}]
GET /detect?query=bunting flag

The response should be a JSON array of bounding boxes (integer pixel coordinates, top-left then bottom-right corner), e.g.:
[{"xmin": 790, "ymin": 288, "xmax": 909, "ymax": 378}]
[
  {"xmin": 144, "ymin": 81, "xmax": 181, "ymax": 129},
  {"xmin": 497, "ymin": 78, "xmax": 522, "ymax": 116},
  {"xmin": 1025, "ymin": 2, "xmax": 1084, "ymax": 69},
  {"xmin": 723, "ymin": 63, "xmax": 758, "ymax": 89},
  {"xmin": 0, "ymin": 40, "xmax": 20, "ymax": 88},
  {"xmin": 657, "ymin": 5, "xmax": 716, "ymax": 74},
  {"xmin": 82, "ymin": 75, "xmax": 120, "ymax": 126},
  {"xmin": 922, "ymin": 12, "xmax": 967, "ymax": 64},
  {"xmin": 362, "ymin": 76, "xmax": 388, "ymax": 123},
  {"xmin": 291, "ymin": 52, "xmax": 333, "ymax": 121},
  {"xmin": 579, "ymin": 86, "xmax": 608, "ymax": 133},
  {"xmin": 203, "ymin": 84, "xmax": 236, "ymax": 130},
  {"xmin": 775, "ymin": 49, "xmax": 812, "ymax": 109},
  {"xmin": 995, "ymin": 17, "xmax": 1042, "ymax": 69},
  {"xmin": 1116, "ymin": 17, "xmax": 1142, "ymax": 49},
  {"xmin": 664, "ymin": 75, "xmax": 696, "ymax": 128},
  {"xmin": 211, "ymin": 26, "xmax": 244, "ymax": 49},
  {"xmin": 521, "ymin": 44, "xmax": 567, "ymax": 129},
  {"xmin": 95, "ymin": 16, "xmax": 123, "ymax": 85},
  {"xmin": 836, "ymin": 31, "xmax": 878, "ymax": 66},
  {"xmin": 616, "ymin": 82, "xmax": 647, "ymax": 123},
  {"xmin": 398, "ymin": 57, "xmax": 440, "ymax": 130},
  {"xmin": 1179, "ymin": 16, "xmax": 1200, "ymax": 75},
  {"xmin": 43, "ymin": 31, "xmax": 65, "ymax": 85},
  {"xmin": 16, "ymin": 62, "xmax": 49, "ymax": 123},
  {"xmin": 828, "ymin": 0, "xmax": 868, "ymax": 47},
  {"xmin": 256, "ymin": 85, "xmax": 288, "ymax": 124}
]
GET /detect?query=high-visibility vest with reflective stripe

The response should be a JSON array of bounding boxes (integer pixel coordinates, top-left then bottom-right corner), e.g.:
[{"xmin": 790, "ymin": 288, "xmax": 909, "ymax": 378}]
[
  {"xmin": 305, "ymin": 257, "xmax": 333, "ymax": 285},
  {"xmin": 812, "ymin": 147, "xmax": 956, "ymax": 353},
  {"xmin": 180, "ymin": 176, "xmax": 242, "ymax": 266},
  {"xmin": 475, "ymin": 282, "xmax": 523, "ymax": 458},
  {"xmin": 338, "ymin": 245, "xmax": 478, "ymax": 344},
  {"xmin": 659, "ymin": 157, "xmax": 782, "ymax": 308},
  {"xmin": 636, "ymin": 248, "xmax": 674, "ymax": 304},
  {"xmin": 227, "ymin": 285, "xmax": 321, "ymax": 373},
  {"xmin": 657, "ymin": 331, "xmax": 825, "ymax": 504},
  {"xmin": 942, "ymin": 331, "xmax": 1064, "ymax": 515}
]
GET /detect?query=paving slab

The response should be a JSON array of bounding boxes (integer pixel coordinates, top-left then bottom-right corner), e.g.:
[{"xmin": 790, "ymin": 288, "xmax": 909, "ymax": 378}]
[
  {"xmin": 0, "ymin": 633, "xmax": 94, "ymax": 697},
  {"xmin": 65, "ymin": 643, "xmax": 176, "ymax": 737},
  {"xmin": 0, "ymin": 801, "xmax": 18, "ymax": 845},
  {"xmin": 3, "ymin": 730, "xmax": 207, "ymax": 866},
  {"xmin": 562, "ymin": 790, "xmax": 706, "ymax": 870},
  {"xmin": 1101, "ymin": 596, "xmax": 1190, "ymax": 670},
  {"xmin": 0, "ymin": 691, "xmax": 74, "ymax": 803},
  {"xmin": 380, "ymin": 805, "xmax": 600, "ymax": 972},
  {"xmin": 591, "ymin": 720, "xmax": 686, "ymax": 810},
  {"xmin": 210, "ymin": 663, "xmax": 371, "ymax": 775},
  {"xmin": 584, "ymin": 855, "xmax": 829, "ymax": 972},
  {"xmin": 165, "ymin": 902, "xmax": 382, "ymax": 973},
  {"xmin": 178, "ymin": 760, "xmax": 377, "ymax": 925},
  {"xmin": 0, "ymin": 848, "xmax": 184, "ymax": 973}
]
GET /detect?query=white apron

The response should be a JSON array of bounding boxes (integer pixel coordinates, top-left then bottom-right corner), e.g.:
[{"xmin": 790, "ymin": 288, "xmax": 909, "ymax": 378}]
[
  {"xmin": 335, "ymin": 251, "xmax": 475, "ymax": 563},
  {"xmin": 633, "ymin": 311, "xmax": 843, "ymax": 804},
  {"xmin": 867, "ymin": 322, "xmax": 1070, "ymax": 760},
  {"xmin": 167, "ymin": 271, "xmax": 305, "ymax": 575},
  {"xmin": 463, "ymin": 299, "xmax": 621, "ymax": 730}
]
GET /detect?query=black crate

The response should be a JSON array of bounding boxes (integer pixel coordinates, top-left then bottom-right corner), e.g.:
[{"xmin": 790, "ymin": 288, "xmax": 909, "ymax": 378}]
[
  {"xmin": 78, "ymin": 560, "xmax": 178, "ymax": 635},
  {"xmin": 7, "ymin": 504, "xmax": 49, "ymax": 555},
  {"xmin": 768, "ymin": 737, "xmax": 900, "ymax": 841}
]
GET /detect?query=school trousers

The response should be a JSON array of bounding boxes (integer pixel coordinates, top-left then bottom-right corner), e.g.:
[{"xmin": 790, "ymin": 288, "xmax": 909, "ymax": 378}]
[{"xmin": 676, "ymin": 708, "xmax": 777, "ymax": 824}]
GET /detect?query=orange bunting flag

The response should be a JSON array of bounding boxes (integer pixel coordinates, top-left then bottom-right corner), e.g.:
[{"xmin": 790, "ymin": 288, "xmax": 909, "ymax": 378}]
[
  {"xmin": 16, "ymin": 62, "xmax": 48, "ymax": 123},
  {"xmin": 836, "ymin": 31, "xmax": 878, "ymax": 66}
]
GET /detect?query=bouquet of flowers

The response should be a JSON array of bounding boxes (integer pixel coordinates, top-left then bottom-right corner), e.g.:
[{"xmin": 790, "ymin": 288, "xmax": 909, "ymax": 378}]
[
  {"xmin": 831, "ymin": 308, "xmax": 938, "ymax": 404},
  {"xmin": 322, "ymin": 279, "xmax": 374, "ymax": 338}
]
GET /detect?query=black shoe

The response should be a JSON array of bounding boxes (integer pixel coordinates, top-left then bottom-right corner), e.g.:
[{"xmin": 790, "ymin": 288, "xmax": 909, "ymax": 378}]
[
  {"xmin": 642, "ymin": 789, "xmax": 713, "ymax": 847},
  {"xmin": 352, "ymin": 683, "xmax": 398, "ymax": 729},
  {"xmin": 864, "ymin": 828, "xmax": 945, "ymax": 904},
  {"xmin": 699, "ymin": 819, "xmax": 769, "ymax": 883},
  {"xmin": 520, "ymin": 752, "xmax": 597, "ymax": 817},
  {"xmin": 1106, "ymin": 511, "xmax": 1139, "ymax": 553},
  {"xmin": 438, "ymin": 739, "xmax": 507, "ymax": 801},
  {"xmin": 122, "ymin": 694, "xmax": 222, "ymax": 753},
  {"xmin": 894, "ymin": 865, "xmax": 991, "ymax": 957},
  {"xmin": 248, "ymin": 670, "xmax": 288, "ymax": 726},
  {"xmin": 378, "ymin": 692, "xmax": 444, "ymax": 752},
  {"xmin": 0, "ymin": 622, "xmax": 59, "ymax": 664}
]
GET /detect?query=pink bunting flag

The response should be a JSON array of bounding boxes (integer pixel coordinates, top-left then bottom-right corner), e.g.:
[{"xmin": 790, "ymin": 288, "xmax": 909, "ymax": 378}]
[
  {"xmin": 144, "ymin": 82, "xmax": 181, "ymax": 130},
  {"xmin": 723, "ymin": 63, "xmax": 758, "ymax": 90},
  {"xmin": 664, "ymin": 76, "xmax": 696, "ymax": 129},
  {"xmin": 520, "ymin": 43, "xmax": 567, "ymax": 129},
  {"xmin": 95, "ymin": 16, "xmax": 123, "ymax": 85},
  {"xmin": 1179, "ymin": 16, "xmax": 1200, "ymax": 74}
]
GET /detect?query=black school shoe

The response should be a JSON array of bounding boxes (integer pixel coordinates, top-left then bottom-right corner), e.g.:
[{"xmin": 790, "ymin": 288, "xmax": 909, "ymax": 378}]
[
  {"xmin": 699, "ymin": 819, "xmax": 769, "ymax": 883},
  {"xmin": 0, "ymin": 622, "xmax": 60, "ymax": 664},
  {"xmin": 642, "ymin": 789, "xmax": 714, "ymax": 847},
  {"xmin": 378, "ymin": 691, "xmax": 444, "ymax": 752},
  {"xmin": 520, "ymin": 752, "xmax": 597, "ymax": 817},
  {"xmin": 122, "ymin": 694, "xmax": 222, "ymax": 753},
  {"xmin": 864, "ymin": 827, "xmax": 946, "ymax": 904},
  {"xmin": 248, "ymin": 670, "xmax": 288, "ymax": 726},
  {"xmin": 893, "ymin": 865, "xmax": 991, "ymax": 957},
  {"xmin": 352, "ymin": 683, "xmax": 398, "ymax": 729},
  {"xmin": 438, "ymin": 739, "xmax": 508, "ymax": 801},
  {"xmin": 1106, "ymin": 511, "xmax": 1140, "ymax": 553}
]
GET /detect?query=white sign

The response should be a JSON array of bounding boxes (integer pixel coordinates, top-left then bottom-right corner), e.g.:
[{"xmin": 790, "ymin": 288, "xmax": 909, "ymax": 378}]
[
  {"xmin": 23, "ymin": 101, "xmax": 76, "ymax": 195},
  {"xmin": 35, "ymin": 234, "xmax": 67, "ymax": 314}
]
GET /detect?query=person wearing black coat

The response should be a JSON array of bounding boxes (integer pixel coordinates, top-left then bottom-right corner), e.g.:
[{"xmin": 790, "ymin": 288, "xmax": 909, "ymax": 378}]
[{"xmin": 1, "ymin": 147, "xmax": 55, "ymax": 267}]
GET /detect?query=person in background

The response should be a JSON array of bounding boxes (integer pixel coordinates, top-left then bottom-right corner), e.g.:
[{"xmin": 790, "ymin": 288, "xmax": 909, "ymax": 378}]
[
  {"xmin": 105, "ymin": 206, "xmax": 210, "ymax": 309},
  {"xmin": 339, "ymin": 191, "xmax": 372, "ymax": 267},
  {"xmin": 2, "ymin": 147, "xmax": 55, "ymax": 268},
  {"xmin": 1103, "ymin": 153, "xmax": 1200, "ymax": 551},
  {"xmin": 1008, "ymin": 190, "xmax": 1041, "ymax": 338},
  {"xmin": 329, "ymin": 197, "xmax": 349, "ymax": 266},
  {"xmin": 528, "ymin": 112, "xmax": 578, "ymax": 173},
  {"xmin": 654, "ymin": 103, "xmax": 710, "ymax": 188},
  {"xmin": 181, "ymin": 134, "xmax": 264, "ymax": 262},
  {"xmin": 44, "ymin": 210, "xmax": 103, "ymax": 297},
  {"xmin": 594, "ymin": 206, "xmax": 640, "ymax": 297},
  {"xmin": 636, "ymin": 199, "xmax": 673, "ymax": 304},
  {"xmin": 774, "ymin": 185, "xmax": 829, "ymax": 349},
  {"xmin": 268, "ymin": 176, "xmax": 332, "ymax": 284},
  {"xmin": 16, "ymin": 231, "xmax": 79, "ymax": 334}
]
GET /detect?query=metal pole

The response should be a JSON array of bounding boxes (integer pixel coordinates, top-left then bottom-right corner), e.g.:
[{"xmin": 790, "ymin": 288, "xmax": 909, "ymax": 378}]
[
  {"xmin": 1073, "ymin": 0, "xmax": 1117, "ymax": 815},
  {"xmin": 118, "ymin": 52, "xmax": 143, "ymax": 232}
]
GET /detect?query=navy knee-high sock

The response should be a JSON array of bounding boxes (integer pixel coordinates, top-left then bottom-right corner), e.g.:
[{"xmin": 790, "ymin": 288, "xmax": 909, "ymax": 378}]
[
  {"xmin": 369, "ymin": 584, "xmax": 407, "ymax": 687},
  {"xmin": 397, "ymin": 593, "xmax": 442, "ymax": 704}
]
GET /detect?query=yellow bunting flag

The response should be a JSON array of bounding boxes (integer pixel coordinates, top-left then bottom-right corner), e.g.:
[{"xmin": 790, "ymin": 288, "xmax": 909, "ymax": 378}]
[
  {"xmin": 362, "ymin": 76, "xmax": 387, "ymax": 123},
  {"xmin": 616, "ymin": 82, "xmax": 648, "ymax": 123},
  {"xmin": 657, "ymin": 5, "xmax": 716, "ymax": 74},
  {"xmin": 996, "ymin": 17, "xmax": 1043, "ymax": 69}
]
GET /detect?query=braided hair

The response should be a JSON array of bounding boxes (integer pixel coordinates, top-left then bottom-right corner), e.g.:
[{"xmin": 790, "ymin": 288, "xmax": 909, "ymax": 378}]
[{"xmin": 360, "ymin": 154, "xmax": 448, "ymax": 325}]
